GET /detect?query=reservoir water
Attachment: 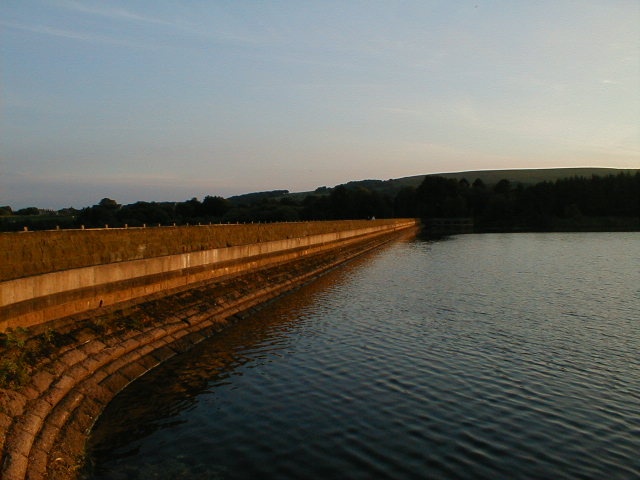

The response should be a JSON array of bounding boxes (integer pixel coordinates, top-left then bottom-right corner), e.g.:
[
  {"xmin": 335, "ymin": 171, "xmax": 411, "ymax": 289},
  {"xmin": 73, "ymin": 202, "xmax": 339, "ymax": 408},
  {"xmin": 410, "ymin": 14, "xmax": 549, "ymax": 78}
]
[{"xmin": 84, "ymin": 233, "xmax": 640, "ymax": 479}]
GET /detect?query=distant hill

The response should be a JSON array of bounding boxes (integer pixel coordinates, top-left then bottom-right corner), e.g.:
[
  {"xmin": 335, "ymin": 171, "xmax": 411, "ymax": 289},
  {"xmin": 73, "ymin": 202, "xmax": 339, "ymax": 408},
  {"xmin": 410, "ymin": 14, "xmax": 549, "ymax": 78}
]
[
  {"xmin": 431, "ymin": 167, "xmax": 638, "ymax": 186},
  {"xmin": 280, "ymin": 167, "xmax": 638, "ymax": 201},
  {"xmin": 3, "ymin": 167, "xmax": 637, "ymax": 232},
  {"xmin": 227, "ymin": 189, "xmax": 290, "ymax": 205}
]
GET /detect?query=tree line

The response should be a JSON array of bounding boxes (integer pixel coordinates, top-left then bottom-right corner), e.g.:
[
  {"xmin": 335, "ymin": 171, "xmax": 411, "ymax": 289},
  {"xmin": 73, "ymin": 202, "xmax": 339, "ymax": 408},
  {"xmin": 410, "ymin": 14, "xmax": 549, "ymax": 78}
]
[
  {"xmin": 400, "ymin": 172, "xmax": 639, "ymax": 231},
  {"xmin": 1, "ymin": 172, "xmax": 638, "ymax": 232}
]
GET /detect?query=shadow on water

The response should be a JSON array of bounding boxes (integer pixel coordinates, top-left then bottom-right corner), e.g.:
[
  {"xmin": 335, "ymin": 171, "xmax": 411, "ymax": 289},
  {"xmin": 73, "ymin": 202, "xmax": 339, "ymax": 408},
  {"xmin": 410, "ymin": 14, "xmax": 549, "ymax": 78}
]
[{"xmin": 82, "ymin": 245, "xmax": 392, "ymax": 478}]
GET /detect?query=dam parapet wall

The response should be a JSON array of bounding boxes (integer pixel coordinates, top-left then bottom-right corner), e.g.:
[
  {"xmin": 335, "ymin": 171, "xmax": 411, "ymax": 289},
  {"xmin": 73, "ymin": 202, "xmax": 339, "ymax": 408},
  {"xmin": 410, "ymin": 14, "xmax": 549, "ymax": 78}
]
[
  {"xmin": 1, "ymin": 220, "xmax": 417, "ymax": 332},
  {"xmin": 0, "ymin": 220, "xmax": 407, "ymax": 281}
]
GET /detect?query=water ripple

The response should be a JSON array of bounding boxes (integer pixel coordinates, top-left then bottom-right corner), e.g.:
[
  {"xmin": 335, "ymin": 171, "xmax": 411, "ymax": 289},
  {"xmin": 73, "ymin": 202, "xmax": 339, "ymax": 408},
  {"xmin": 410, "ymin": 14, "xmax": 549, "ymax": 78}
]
[{"xmin": 86, "ymin": 233, "xmax": 640, "ymax": 480}]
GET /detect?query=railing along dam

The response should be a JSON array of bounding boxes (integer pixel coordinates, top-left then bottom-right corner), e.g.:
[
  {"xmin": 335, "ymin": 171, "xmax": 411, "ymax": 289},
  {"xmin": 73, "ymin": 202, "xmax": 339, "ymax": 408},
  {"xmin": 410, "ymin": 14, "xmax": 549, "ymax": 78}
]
[{"xmin": 0, "ymin": 219, "xmax": 418, "ymax": 479}]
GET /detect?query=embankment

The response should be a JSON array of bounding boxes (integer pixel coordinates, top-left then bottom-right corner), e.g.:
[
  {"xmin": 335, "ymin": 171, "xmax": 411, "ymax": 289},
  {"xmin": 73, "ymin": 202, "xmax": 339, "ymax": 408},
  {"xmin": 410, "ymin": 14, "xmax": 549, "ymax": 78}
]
[
  {"xmin": 1, "ymin": 220, "xmax": 416, "ymax": 332},
  {"xmin": 0, "ymin": 219, "xmax": 418, "ymax": 479}
]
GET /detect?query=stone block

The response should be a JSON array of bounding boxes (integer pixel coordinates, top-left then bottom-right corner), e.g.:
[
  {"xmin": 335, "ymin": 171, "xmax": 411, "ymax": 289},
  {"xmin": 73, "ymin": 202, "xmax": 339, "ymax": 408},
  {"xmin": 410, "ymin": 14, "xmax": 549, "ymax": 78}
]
[
  {"xmin": 29, "ymin": 370, "xmax": 56, "ymax": 395},
  {"xmin": 26, "ymin": 446, "xmax": 49, "ymax": 479},
  {"xmin": 44, "ymin": 390, "xmax": 84, "ymax": 430},
  {"xmin": 58, "ymin": 349, "xmax": 88, "ymax": 368},
  {"xmin": 149, "ymin": 346, "xmax": 176, "ymax": 363},
  {"xmin": 78, "ymin": 340, "xmax": 107, "ymax": 357},
  {"xmin": 99, "ymin": 372, "xmax": 130, "ymax": 396},
  {"xmin": 118, "ymin": 361, "xmax": 148, "ymax": 382},
  {"xmin": 0, "ymin": 450, "xmax": 29, "ymax": 480}
]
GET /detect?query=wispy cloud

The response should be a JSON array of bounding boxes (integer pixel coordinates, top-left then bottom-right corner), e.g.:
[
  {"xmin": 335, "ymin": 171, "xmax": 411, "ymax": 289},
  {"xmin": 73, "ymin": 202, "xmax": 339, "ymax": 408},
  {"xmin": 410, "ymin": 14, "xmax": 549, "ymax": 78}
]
[
  {"xmin": 0, "ymin": 20, "xmax": 158, "ymax": 49},
  {"xmin": 3, "ymin": 170, "xmax": 223, "ymax": 190},
  {"xmin": 49, "ymin": 0, "xmax": 281, "ymax": 50},
  {"xmin": 379, "ymin": 107, "xmax": 426, "ymax": 116},
  {"xmin": 52, "ymin": 0, "xmax": 175, "ymax": 27}
]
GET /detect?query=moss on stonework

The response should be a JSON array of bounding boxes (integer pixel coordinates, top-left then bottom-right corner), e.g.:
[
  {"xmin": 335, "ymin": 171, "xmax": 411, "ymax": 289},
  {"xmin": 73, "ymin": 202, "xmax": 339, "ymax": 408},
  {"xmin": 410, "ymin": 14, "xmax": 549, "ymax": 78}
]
[{"xmin": 0, "ymin": 326, "xmax": 71, "ymax": 388}]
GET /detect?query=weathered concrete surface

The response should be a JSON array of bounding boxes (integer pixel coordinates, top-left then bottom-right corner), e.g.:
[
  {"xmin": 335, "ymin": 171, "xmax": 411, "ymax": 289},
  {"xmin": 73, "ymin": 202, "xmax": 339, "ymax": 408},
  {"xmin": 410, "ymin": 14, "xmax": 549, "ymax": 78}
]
[
  {"xmin": 0, "ymin": 220, "xmax": 418, "ymax": 480},
  {"xmin": 0, "ymin": 220, "xmax": 407, "ymax": 282},
  {"xmin": 1, "ymin": 220, "xmax": 416, "ymax": 331}
]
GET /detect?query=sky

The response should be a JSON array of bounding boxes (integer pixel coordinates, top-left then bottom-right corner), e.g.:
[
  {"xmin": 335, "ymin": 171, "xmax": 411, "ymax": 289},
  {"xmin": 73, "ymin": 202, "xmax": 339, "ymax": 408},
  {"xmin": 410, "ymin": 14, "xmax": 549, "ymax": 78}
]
[{"xmin": 1, "ymin": 1, "xmax": 639, "ymax": 209}]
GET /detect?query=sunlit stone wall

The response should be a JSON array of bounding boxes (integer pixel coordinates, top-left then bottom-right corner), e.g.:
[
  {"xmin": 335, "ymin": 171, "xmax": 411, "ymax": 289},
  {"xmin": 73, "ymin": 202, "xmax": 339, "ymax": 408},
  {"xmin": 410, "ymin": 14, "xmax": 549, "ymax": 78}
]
[{"xmin": 0, "ymin": 220, "xmax": 417, "ymax": 331}]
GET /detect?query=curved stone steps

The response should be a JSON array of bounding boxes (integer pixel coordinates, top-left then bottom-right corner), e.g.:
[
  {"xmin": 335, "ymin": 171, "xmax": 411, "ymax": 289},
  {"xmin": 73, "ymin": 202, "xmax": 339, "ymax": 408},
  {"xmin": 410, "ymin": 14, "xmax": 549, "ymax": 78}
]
[{"xmin": 0, "ymin": 226, "xmax": 416, "ymax": 479}]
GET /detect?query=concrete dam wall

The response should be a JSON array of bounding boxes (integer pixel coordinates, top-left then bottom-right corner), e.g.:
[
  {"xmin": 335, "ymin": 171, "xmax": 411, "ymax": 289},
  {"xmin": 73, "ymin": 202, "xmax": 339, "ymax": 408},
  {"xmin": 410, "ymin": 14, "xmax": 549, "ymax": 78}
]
[
  {"xmin": 1, "ymin": 220, "xmax": 416, "ymax": 332},
  {"xmin": 0, "ymin": 219, "xmax": 418, "ymax": 479}
]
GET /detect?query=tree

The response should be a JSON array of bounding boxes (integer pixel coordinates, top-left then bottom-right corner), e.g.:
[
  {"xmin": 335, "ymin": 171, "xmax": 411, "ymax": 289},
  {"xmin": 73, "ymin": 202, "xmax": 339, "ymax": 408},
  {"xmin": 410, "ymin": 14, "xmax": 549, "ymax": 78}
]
[
  {"xmin": 117, "ymin": 202, "xmax": 173, "ymax": 226},
  {"xmin": 416, "ymin": 176, "xmax": 466, "ymax": 217},
  {"xmin": 15, "ymin": 207, "xmax": 40, "ymax": 216},
  {"xmin": 201, "ymin": 196, "xmax": 230, "ymax": 217},
  {"xmin": 393, "ymin": 187, "xmax": 418, "ymax": 217},
  {"xmin": 77, "ymin": 198, "xmax": 121, "ymax": 227},
  {"xmin": 301, "ymin": 195, "xmax": 331, "ymax": 220},
  {"xmin": 493, "ymin": 179, "xmax": 511, "ymax": 195},
  {"xmin": 175, "ymin": 198, "xmax": 202, "ymax": 220},
  {"xmin": 98, "ymin": 198, "xmax": 120, "ymax": 209}
]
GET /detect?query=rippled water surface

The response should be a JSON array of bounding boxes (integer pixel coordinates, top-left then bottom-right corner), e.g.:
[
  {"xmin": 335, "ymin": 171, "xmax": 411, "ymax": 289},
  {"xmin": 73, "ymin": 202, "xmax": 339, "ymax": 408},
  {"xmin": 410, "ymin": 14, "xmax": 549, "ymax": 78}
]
[{"xmin": 85, "ymin": 233, "xmax": 640, "ymax": 479}]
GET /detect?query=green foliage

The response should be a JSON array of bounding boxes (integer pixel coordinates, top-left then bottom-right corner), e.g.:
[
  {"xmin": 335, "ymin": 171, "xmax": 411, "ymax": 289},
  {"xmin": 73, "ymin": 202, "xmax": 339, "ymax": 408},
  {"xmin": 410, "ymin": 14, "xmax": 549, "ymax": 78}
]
[
  {"xmin": 202, "ymin": 195, "xmax": 230, "ymax": 217},
  {"xmin": 0, "ymin": 213, "xmax": 76, "ymax": 231},
  {"xmin": 0, "ymin": 327, "xmax": 31, "ymax": 388},
  {"xmin": 2, "ymin": 327, "xmax": 29, "ymax": 349},
  {"xmin": 87, "ymin": 310, "xmax": 146, "ymax": 335},
  {"xmin": 114, "ymin": 313, "xmax": 143, "ymax": 331},
  {"xmin": 77, "ymin": 198, "xmax": 121, "ymax": 227},
  {"xmin": 118, "ymin": 201, "xmax": 173, "ymax": 226},
  {"xmin": 300, "ymin": 185, "xmax": 393, "ymax": 220},
  {"xmin": 1, "ymin": 168, "xmax": 637, "ymax": 231},
  {"xmin": 40, "ymin": 327, "xmax": 66, "ymax": 349},
  {"xmin": 14, "ymin": 207, "xmax": 40, "ymax": 215},
  {"xmin": 416, "ymin": 171, "xmax": 640, "ymax": 232},
  {"xmin": 0, "ymin": 326, "xmax": 75, "ymax": 388},
  {"xmin": 227, "ymin": 190, "xmax": 290, "ymax": 205},
  {"xmin": 0, "ymin": 358, "xmax": 30, "ymax": 388}
]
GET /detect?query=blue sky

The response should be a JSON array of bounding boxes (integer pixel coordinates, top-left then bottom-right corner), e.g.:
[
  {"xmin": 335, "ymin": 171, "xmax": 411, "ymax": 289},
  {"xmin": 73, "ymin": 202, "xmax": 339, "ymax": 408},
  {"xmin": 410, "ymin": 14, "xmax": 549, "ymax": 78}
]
[{"xmin": 2, "ymin": 1, "xmax": 638, "ymax": 209}]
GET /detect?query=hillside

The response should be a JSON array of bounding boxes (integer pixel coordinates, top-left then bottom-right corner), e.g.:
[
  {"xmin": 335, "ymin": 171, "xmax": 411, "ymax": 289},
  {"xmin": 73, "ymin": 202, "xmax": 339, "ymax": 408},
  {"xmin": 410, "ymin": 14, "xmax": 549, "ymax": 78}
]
[
  {"xmin": 432, "ymin": 167, "xmax": 637, "ymax": 186},
  {"xmin": 285, "ymin": 167, "xmax": 638, "ymax": 201},
  {"xmin": 2, "ymin": 167, "xmax": 637, "ymax": 232}
]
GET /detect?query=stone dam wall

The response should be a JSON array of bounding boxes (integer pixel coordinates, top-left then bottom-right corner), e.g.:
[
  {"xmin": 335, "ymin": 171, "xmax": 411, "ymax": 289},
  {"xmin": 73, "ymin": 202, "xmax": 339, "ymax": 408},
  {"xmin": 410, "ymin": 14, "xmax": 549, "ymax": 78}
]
[
  {"xmin": 0, "ymin": 219, "xmax": 418, "ymax": 479},
  {"xmin": 1, "ymin": 220, "xmax": 416, "ymax": 332}
]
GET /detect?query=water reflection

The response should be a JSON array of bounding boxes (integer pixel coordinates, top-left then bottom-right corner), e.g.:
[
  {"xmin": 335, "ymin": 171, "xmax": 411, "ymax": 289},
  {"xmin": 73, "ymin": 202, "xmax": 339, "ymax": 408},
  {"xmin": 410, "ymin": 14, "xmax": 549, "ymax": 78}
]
[
  {"xmin": 85, "ymin": 248, "xmax": 381, "ymax": 476},
  {"xmin": 86, "ymin": 234, "xmax": 640, "ymax": 480}
]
